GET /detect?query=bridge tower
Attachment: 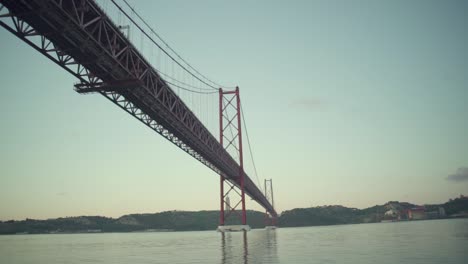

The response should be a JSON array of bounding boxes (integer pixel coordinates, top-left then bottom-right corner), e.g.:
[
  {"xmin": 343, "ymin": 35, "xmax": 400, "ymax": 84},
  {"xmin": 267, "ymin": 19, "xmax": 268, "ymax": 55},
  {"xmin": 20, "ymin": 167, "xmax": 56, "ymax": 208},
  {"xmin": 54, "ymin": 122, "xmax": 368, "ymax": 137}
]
[
  {"xmin": 217, "ymin": 87, "xmax": 250, "ymax": 232},
  {"xmin": 264, "ymin": 179, "xmax": 277, "ymax": 228}
]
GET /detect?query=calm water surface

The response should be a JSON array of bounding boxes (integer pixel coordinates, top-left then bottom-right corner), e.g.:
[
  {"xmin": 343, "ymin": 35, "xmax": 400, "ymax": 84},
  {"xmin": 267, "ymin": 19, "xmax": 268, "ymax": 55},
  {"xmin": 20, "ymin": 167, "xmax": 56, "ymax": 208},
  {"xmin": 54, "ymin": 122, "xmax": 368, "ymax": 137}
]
[{"xmin": 1, "ymin": 219, "xmax": 467, "ymax": 263}]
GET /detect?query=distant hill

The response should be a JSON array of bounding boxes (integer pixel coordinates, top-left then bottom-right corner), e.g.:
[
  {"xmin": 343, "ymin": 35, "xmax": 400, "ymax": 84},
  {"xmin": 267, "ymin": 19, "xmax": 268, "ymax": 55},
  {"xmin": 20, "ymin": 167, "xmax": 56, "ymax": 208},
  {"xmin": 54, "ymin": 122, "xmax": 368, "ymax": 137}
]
[
  {"xmin": 442, "ymin": 196, "xmax": 468, "ymax": 215},
  {"xmin": 278, "ymin": 205, "xmax": 362, "ymax": 227},
  {"xmin": 0, "ymin": 210, "xmax": 266, "ymax": 235},
  {"xmin": 1, "ymin": 196, "xmax": 467, "ymax": 234},
  {"xmin": 280, "ymin": 196, "xmax": 468, "ymax": 227},
  {"xmin": 279, "ymin": 202, "xmax": 417, "ymax": 227}
]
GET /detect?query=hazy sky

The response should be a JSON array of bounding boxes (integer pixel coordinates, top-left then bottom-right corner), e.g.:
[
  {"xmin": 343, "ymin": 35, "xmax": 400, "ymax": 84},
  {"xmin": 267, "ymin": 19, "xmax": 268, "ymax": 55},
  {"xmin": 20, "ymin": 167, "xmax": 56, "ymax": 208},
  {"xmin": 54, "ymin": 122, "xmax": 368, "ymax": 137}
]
[{"xmin": 1, "ymin": 0, "xmax": 467, "ymax": 220}]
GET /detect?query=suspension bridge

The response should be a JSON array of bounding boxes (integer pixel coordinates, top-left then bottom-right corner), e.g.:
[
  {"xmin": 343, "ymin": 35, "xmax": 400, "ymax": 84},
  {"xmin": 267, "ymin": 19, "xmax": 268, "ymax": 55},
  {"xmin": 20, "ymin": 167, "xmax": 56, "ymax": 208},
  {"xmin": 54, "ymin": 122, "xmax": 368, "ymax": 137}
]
[{"xmin": 0, "ymin": 0, "xmax": 277, "ymax": 230}]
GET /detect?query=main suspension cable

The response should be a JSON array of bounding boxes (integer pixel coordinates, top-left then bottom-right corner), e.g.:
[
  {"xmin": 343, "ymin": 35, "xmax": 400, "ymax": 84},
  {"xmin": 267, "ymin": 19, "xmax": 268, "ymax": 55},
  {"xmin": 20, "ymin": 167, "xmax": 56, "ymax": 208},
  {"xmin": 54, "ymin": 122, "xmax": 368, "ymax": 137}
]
[
  {"xmin": 165, "ymin": 80, "xmax": 218, "ymax": 94},
  {"xmin": 240, "ymin": 101, "xmax": 263, "ymax": 194},
  {"xmin": 121, "ymin": 0, "xmax": 234, "ymax": 89},
  {"xmin": 110, "ymin": 0, "xmax": 220, "ymax": 90}
]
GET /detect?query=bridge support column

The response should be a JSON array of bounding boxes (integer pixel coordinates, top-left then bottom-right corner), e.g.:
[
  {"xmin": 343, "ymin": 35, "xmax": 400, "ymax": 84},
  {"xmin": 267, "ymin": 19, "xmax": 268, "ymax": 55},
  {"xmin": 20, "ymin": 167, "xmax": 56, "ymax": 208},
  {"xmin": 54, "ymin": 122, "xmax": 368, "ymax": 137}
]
[
  {"xmin": 217, "ymin": 87, "xmax": 249, "ymax": 231},
  {"xmin": 264, "ymin": 179, "xmax": 277, "ymax": 229},
  {"xmin": 220, "ymin": 176, "xmax": 225, "ymax": 226}
]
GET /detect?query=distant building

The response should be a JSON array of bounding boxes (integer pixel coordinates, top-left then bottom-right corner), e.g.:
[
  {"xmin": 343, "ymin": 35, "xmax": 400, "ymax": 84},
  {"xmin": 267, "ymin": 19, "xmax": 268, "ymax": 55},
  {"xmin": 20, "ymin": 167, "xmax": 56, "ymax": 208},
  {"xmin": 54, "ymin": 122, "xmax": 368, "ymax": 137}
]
[
  {"xmin": 408, "ymin": 207, "xmax": 426, "ymax": 220},
  {"xmin": 399, "ymin": 210, "xmax": 409, "ymax": 220},
  {"xmin": 438, "ymin": 207, "xmax": 446, "ymax": 217},
  {"xmin": 384, "ymin": 209, "xmax": 398, "ymax": 217},
  {"xmin": 426, "ymin": 211, "xmax": 439, "ymax": 219}
]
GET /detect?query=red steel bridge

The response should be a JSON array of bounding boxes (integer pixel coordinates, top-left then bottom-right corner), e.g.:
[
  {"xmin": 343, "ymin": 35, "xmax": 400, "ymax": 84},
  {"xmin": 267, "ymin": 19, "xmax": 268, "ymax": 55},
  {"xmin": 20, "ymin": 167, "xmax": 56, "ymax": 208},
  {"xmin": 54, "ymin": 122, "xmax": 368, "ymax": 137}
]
[{"xmin": 0, "ymin": 0, "xmax": 277, "ymax": 227}]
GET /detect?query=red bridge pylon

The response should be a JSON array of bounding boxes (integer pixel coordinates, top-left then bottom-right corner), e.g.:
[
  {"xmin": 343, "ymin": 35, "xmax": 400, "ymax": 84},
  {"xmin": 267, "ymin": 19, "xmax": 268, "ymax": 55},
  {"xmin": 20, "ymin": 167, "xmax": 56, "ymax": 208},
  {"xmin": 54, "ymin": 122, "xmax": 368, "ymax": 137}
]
[
  {"xmin": 218, "ymin": 87, "xmax": 248, "ymax": 231},
  {"xmin": 264, "ymin": 179, "xmax": 277, "ymax": 228}
]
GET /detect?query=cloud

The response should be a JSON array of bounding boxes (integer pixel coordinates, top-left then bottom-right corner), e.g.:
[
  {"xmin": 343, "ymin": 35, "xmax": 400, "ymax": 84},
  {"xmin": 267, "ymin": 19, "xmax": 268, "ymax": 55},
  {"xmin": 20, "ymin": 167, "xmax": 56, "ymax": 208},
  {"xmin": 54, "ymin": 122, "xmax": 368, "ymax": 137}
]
[
  {"xmin": 289, "ymin": 99, "xmax": 325, "ymax": 110},
  {"xmin": 56, "ymin": 192, "xmax": 67, "ymax": 196},
  {"xmin": 446, "ymin": 167, "xmax": 468, "ymax": 182}
]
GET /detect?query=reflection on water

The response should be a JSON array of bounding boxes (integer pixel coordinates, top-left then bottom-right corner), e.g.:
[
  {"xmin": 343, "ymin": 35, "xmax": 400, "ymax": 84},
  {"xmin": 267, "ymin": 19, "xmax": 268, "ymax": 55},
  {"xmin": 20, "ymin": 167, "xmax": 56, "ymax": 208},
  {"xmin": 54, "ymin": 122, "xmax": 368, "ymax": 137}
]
[
  {"xmin": 0, "ymin": 219, "xmax": 467, "ymax": 264},
  {"xmin": 220, "ymin": 229, "xmax": 278, "ymax": 264}
]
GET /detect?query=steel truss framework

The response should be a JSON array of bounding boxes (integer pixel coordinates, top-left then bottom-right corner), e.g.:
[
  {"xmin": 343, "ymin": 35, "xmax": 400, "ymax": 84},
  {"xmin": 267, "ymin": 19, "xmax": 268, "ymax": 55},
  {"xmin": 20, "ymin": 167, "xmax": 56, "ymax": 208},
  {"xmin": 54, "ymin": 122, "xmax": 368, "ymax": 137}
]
[
  {"xmin": 0, "ymin": 0, "xmax": 277, "ymax": 218},
  {"xmin": 219, "ymin": 87, "xmax": 247, "ymax": 225}
]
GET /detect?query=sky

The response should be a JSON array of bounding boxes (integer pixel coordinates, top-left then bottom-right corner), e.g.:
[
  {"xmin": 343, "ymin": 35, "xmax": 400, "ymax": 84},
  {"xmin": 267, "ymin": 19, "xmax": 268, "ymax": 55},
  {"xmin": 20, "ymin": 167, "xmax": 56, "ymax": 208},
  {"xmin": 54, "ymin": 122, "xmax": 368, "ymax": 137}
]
[{"xmin": 0, "ymin": 0, "xmax": 467, "ymax": 221}]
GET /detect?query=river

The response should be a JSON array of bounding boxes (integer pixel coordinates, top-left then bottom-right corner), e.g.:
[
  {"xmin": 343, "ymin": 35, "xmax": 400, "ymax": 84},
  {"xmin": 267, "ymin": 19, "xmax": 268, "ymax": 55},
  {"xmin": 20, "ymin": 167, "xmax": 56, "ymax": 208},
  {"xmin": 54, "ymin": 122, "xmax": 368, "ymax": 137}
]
[{"xmin": 1, "ymin": 219, "xmax": 467, "ymax": 263}]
